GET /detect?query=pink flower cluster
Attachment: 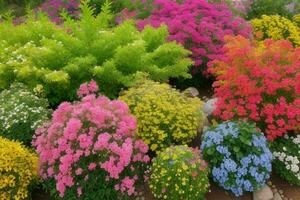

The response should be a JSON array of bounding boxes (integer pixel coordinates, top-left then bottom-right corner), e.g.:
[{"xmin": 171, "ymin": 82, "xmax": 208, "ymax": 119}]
[
  {"xmin": 33, "ymin": 81, "xmax": 149, "ymax": 197},
  {"xmin": 138, "ymin": 0, "xmax": 251, "ymax": 70},
  {"xmin": 210, "ymin": 36, "xmax": 300, "ymax": 140},
  {"xmin": 40, "ymin": 0, "xmax": 80, "ymax": 23},
  {"xmin": 77, "ymin": 80, "xmax": 99, "ymax": 97}
]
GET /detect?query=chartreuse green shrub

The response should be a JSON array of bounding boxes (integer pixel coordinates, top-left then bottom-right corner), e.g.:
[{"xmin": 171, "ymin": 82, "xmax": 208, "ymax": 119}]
[
  {"xmin": 149, "ymin": 145, "xmax": 209, "ymax": 199},
  {"xmin": 0, "ymin": 2, "xmax": 192, "ymax": 106},
  {"xmin": 0, "ymin": 83, "xmax": 51, "ymax": 146},
  {"xmin": 119, "ymin": 80, "xmax": 204, "ymax": 152},
  {"xmin": 0, "ymin": 136, "xmax": 39, "ymax": 200}
]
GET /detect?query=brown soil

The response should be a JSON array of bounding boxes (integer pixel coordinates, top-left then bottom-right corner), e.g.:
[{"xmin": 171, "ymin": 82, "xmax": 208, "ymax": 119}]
[
  {"xmin": 271, "ymin": 174, "xmax": 300, "ymax": 200},
  {"xmin": 33, "ymin": 173, "xmax": 300, "ymax": 200}
]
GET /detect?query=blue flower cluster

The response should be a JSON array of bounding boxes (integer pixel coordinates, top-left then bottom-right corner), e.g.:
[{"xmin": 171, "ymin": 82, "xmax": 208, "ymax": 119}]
[{"xmin": 201, "ymin": 121, "xmax": 272, "ymax": 196}]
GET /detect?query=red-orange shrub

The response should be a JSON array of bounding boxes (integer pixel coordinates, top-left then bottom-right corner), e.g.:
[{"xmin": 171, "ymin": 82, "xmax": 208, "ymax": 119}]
[{"xmin": 210, "ymin": 36, "xmax": 300, "ymax": 140}]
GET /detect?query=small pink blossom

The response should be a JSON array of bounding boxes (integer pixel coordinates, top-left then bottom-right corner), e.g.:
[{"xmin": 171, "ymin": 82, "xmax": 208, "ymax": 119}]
[
  {"xmin": 88, "ymin": 163, "xmax": 97, "ymax": 171},
  {"xmin": 77, "ymin": 187, "xmax": 82, "ymax": 197},
  {"xmin": 75, "ymin": 168, "xmax": 83, "ymax": 175}
]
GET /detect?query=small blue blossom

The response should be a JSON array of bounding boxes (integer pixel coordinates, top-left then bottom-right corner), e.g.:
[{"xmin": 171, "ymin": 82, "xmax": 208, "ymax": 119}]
[
  {"xmin": 216, "ymin": 145, "xmax": 231, "ymax": 156},
  {"xmin": 224, "ymin": 158, "xmax": 237, "ymax": 172}
]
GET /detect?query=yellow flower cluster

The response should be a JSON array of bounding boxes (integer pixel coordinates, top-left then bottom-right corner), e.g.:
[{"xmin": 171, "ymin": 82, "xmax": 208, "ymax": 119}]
[
  {"xmin": 149, "ymin": 145, "xmax": 209, "ymax": 199},
  {"xmin": 0, "ymin": 137, "xmax": 39, "ymax": 200},
  {"xmin": 251, "ymin": 15, "xmax": 300, "ymax": 46},
  {"xmin": 294, "ymin": 14, "xmax": 300, "ymax": 26},
  {"xmin": 120, "ymin": 80, "xmax": 205, "ymax": 152}
]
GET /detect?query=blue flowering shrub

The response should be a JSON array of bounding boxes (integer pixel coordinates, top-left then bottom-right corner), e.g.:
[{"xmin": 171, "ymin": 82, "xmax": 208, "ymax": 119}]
[
  {"xmin": 201, "ymin": 121, "xmax": 272, "ymax": 196},
  {"xmin": 272, "ymin": 134, "xmax": 300, "ymax": 186}
]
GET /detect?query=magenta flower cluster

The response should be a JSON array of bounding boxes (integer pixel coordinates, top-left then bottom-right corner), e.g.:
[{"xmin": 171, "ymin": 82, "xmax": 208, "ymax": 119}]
[
  {"xmin": 138, "ymin": 0, "xmax": 251, "ymax": 70},
  {"xmin": 33, "ymin": 81, "xmax": 150, "ymax": 198},
  {"xmin": 40, "ymin": 0, "xmax": 80, "ymax": 23}
]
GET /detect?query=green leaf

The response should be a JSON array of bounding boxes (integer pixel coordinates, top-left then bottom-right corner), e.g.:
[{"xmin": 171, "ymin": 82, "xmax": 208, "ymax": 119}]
[
  {"xmin": 207, "ymin": 148, "xmax": 215, "ymax": 155},
  {"xmin": 233, "ymin": 146, "xmax": 240, "ymax": 153}
]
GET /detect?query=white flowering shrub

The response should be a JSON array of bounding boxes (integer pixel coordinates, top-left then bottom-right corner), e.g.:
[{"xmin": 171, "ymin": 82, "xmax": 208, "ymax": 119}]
[
  {"xmin": 272, "ymin": 134, "xmax": 300, "ymax": 186},
  {"xmin": 0, "ymin": 83, "xmax": 51, "ymax": 145}
]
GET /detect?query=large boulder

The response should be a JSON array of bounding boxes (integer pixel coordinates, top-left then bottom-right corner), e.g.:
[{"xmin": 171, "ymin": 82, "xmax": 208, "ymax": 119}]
[
  {"xmin": 203, "ymin": 98, "xmax": 218, "ymax": 116},
  {"xmin": 253, "ymin": 185, "xmax": 273, "ymax": 200}
]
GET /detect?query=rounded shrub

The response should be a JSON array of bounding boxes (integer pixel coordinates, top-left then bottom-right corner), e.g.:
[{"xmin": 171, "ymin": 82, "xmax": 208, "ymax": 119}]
[
  {"xmin": 0, "ymin": 83, "xmax": 51, "ymax": 145},
  {"xmin": 149, "ymin": 145, "xmax": 209, "ymax": 200},
  {"xmin": 0, "ymin": 136, "xmax": 39, "ymax": 199},
  {"xmin": 210, "ymin": 35, "xmax": 300, "ymax": 140},
  {"xmin": 119, "ymin": 80, "xmax": 205, "ymax": 152},
  {"xmin": 138, "ymin": 0, "xmax": 251, "ymax": 69},
  {"xmin": 201, "ymin": 121, "xmax": 272, "ymax": 196},
  {"xmin": 251, "ymin": 15, "xmax": 300, "ymax": 46},
  {"xmin": 33, "ymin": 80, "xmax": 150, "ymax": 199},
  {"xmin": 272, "ymin": 134, "xmax": 300, "ymax": 186}
]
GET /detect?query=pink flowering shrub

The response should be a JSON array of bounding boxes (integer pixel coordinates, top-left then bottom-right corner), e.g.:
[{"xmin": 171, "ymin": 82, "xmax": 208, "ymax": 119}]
[
  {"xmin": 32, "ymin": 80, "xmax": 150, "ymax": 199},
  {"xmin": 210, "ymin": 35, "xmax": 300, "ymax": 140},
  {"xmin": 138, "ymin": 0, "xmax": 251, "ymax": 70},
  {"xmin": 40, "ymin": 0, "xmax": 80, "ymax": 23}
]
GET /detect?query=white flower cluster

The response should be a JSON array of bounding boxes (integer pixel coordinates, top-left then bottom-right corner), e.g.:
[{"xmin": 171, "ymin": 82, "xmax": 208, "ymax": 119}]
[
  {"xmin": 273, "ymin": 134, "xmax": 300, "ymax": 181},
  {"xmin": 0, "ymin": 84, "xmax": 50, "ymax": 136},
  {"xmin": 0, "ymin": 102, "xmax": 48, "ymax": 132}
]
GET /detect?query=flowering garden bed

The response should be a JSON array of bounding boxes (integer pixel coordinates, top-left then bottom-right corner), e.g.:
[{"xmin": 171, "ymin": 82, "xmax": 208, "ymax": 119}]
[{"xmin": 0, "ymin": 0, "xmax": 300, "ymax": 200}]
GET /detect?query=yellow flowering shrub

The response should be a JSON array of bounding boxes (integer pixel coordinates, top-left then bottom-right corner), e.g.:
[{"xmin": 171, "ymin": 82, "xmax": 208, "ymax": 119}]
[
  {"xmin": 0, "ymin": 137, "xmax": 39, "ymax": 199},
  {"xmin": 149, "ymin": 145, "xmax": 209, "ymax": 199},
  {"xmin": 119, "ymin": 80, "xmax": 204, "ymax": 152},
  {"xmin": 251, "ymin": 15, "xmax": 300, "ymax": 46}
]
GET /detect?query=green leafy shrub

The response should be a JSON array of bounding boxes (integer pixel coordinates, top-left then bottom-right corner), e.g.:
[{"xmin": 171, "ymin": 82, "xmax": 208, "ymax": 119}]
[
  {"xmin": 0, "ymin": 0, "xmax": 44, "ymax": 17},
  {"xmin": 0, "ymin": 83, "xmax": 51, "ymax": 145},
  {"xmin": 149, "ymin": 145, "xmax": 209, "ymax": 199},
  {"xmin": 119, "ymin": 80, "xmax": 204, "ymax": 152},
  {"xmin": 247, "ymin": 0, "xmax": 299, "ymax": 19},
  {"xmin": 272, "ymin": 134, "xmax": 300, "ymax": 186},
  {"xmin": 0, "ymin": 2, "xmax": 192, "ymax": 106}
]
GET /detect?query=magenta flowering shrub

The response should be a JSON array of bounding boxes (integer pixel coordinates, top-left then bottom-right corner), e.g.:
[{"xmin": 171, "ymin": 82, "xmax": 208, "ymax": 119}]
[
  {"xmin": 33, "ymin": 80, "xmax": 150, "ymax": 199},
  {"xmin": 138, "ymin": 0, "xmax": 251, "ymax": 70},
  {"xmin": 40, "ymin": 0, "xmax": 80, "ymax": 23}
]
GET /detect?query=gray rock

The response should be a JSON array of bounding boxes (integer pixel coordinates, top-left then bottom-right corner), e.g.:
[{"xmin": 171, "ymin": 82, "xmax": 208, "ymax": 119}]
[
  {"xmin": 253, "ymin": 185, "xmax": 273, "ymax": 200},
  {"xmin": 273, "ymin": 193, "xmax": 283, "ymax": 200},
  {"xmin": 183, "ymin": 87, "xmax": 199, "ymax": 97},
  {"xmin": 203, "ymin": 98, "xmax": 218, "ymax": 116}
]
